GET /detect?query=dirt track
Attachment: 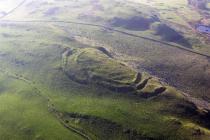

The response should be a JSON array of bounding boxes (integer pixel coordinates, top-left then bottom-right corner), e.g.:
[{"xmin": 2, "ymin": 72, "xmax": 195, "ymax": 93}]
[{"xmin": 1, "ymin": 19, "xmax": 210, "ymax": 59}]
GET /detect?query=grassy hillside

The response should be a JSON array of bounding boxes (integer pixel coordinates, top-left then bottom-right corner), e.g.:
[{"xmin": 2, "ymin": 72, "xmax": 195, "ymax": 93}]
[
  {"xmin": 0, "ymin": 73, "xmax": 84, "ymax": 140},
  {"xmin": 3, "ymin": 0, "xmax": 209, "ymax": 53},
  {"xmin": 0, "ymin": 0, "xmax": 210, "ymax": 140}
]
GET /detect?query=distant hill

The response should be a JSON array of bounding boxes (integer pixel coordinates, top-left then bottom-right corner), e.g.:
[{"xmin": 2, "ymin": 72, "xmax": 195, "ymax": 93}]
[{"xmin": 188, "ymin": 0, "xmax": 209, "ymax": 9}]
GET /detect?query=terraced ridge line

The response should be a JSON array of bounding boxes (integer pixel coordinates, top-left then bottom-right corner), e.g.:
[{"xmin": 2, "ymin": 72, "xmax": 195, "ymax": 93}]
[
  {"xmin": 0, "ymin": 67, "xmax": 91, "ymax": 140},
  {"xmin": 1, "ymin": 19, "xmax": 210, "ymax": 59},
  {"xmin": 136, "ymin": 77, "xmax": 152, "ymax": 90},
  {"xmin": 182, "ymin": 92, "xmax": 210, "ymax": 112}
]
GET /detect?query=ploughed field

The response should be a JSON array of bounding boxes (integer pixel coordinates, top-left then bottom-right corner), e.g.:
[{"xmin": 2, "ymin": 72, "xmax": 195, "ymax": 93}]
[{"xmin": 0, "ymin": 0, "xmax": 210, "ymax": 140}]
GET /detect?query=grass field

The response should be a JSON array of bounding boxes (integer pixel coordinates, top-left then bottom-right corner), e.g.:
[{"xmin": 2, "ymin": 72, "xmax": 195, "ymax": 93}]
[{"xmin": 0, "ymin": 0, "xmax": 210, "ymax": 140}]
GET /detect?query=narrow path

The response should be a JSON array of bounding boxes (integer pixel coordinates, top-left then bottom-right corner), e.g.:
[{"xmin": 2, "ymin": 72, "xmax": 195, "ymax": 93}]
[
  {"xmin": 1, "ymin": 19, "xmax": 210, "ymax": 59},
  {"xmin": 0, "ymin": 0, "xmax": 209, "ymax": 138},
  {"xmin": 54, "ymin": 111, "xmax": 92, "ymax": 140},
  {"xmin": 0, "ymin": 0, "xmax": 209, "ymax": 59},
  {"xmin": 0, "ymin": 67, "xmax": 92, "ymax": 140}
]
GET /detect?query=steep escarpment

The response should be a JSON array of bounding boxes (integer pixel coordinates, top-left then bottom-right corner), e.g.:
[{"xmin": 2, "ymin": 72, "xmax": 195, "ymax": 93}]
[
  {"xmin": 62, "ymin": 47, "xmax": 166, "ymax": 97},
  {"xmin": 61, "ymin": 47, "xmax": 210, "ymax": 132}
]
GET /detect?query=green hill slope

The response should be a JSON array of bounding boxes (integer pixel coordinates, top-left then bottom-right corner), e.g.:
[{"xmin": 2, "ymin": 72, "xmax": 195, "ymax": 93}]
[{"xmin": 0, "ymin": 0, "xmax": 210, "ymax": 140}]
